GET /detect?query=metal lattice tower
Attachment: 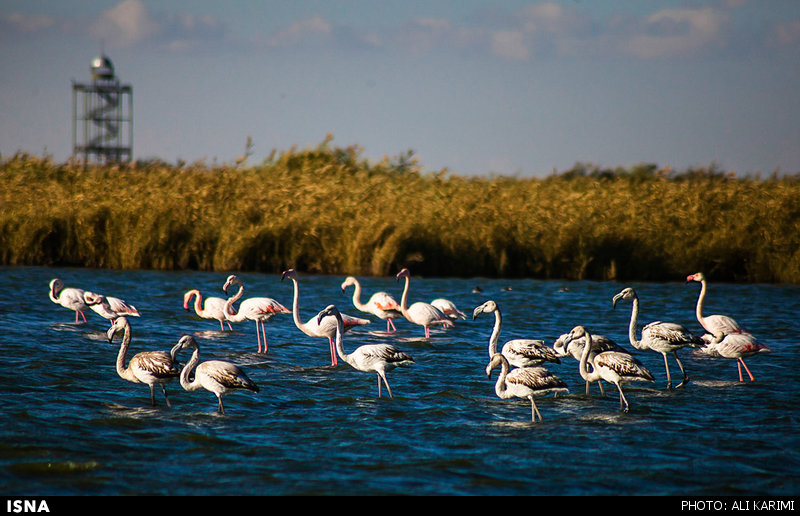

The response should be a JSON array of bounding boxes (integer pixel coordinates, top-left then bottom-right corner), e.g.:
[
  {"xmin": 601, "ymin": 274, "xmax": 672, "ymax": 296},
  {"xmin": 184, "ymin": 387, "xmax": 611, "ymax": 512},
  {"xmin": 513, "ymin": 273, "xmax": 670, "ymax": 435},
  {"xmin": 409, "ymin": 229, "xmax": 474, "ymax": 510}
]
[{"xmin": 72, "ymin": 54, "xmax": 133, "ymax": 163}]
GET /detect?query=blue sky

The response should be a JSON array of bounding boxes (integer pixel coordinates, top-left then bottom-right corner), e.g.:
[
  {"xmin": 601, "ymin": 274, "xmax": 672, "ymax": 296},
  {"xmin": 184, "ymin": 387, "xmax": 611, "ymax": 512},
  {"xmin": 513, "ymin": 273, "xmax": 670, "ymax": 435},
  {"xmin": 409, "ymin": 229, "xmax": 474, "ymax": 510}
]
[{"xmin": 1, "ymin": 0, "xmax": 799, "ymax": 177}]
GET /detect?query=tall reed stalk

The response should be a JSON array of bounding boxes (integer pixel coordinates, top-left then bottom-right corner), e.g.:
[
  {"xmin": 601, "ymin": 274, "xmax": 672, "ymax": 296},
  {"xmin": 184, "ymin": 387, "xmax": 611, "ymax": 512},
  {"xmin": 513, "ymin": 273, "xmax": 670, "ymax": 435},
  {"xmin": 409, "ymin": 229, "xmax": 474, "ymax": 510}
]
[{"xmin": 2, "ymin": 143, "xmax": 798, "ymax": 283}]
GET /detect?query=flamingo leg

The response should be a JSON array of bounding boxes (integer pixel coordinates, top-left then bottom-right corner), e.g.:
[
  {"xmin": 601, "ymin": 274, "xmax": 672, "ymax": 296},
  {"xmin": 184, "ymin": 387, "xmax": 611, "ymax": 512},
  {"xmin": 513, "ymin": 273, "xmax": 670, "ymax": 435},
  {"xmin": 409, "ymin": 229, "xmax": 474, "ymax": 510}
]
[
  {"xmin": 739, "ymin": 358, "xmax": 756, "ymax": 381},
  {"xmin": 219, "ymin": 319, "xmax": 225, "ymax": 331},
  {"xmin": 529, "ymin": 397, "xmax": 543, "ymax": 422},
  {"xmin": 254, "ymin": 322, "xmax": 263, "ymax": 353},
  {"xmin": 737, "ymin": 360, "xmax": 744, "ymax": 382},
  {"xmin": 162, "ymin": 385, "xmax": 172, "ymax": 407},
  {"xmin": 387, "ymin": 319, "xmax": 397, "ymax": 333},
  {"xmin": 424, "ymin": 326, "xmax": 430, "ymax": 339},
  {"xmin": 379, "ymin": 371, "xmax": 393, "ymax": 398},
  {"xmin": 218, "ymin": 396, "xmax": 226, "ymax": 415},
  {"xmin": 662, "ymin": 353, "xmax": 674, "ymax": 390},
  {"xmin": 328, "ymin": 338, "xmax": 338, "ymax": 366},
  {"xmin": 260, "ymin": 320, "xmax": 268, "ymax": 354},
  {"xmin": 615, "ymin": 383, "xmax": 630, "ymax": 413},
  {"xmin": 377, "ymin": 374, "xmax": 382, "ymax": 397},
  {"xmin": 226, "ymin": 321, "xmax": 234, "ymax": 331},
  {"xmin": 149, "ymin": 385, "xmax": 157, "ymax": 406},
  {"xmin": 673, "ymin": 352, "xmax": 688, "ymax": 389}
]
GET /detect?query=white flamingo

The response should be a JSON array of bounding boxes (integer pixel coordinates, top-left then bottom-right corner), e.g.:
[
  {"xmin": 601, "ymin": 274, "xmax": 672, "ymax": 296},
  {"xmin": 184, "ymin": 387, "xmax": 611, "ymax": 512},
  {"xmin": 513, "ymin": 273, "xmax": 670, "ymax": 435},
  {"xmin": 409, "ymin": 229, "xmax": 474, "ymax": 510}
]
[
  {"xmin": 686, "ymin": 272, "xmax": 744, "ymax": 343},
  {"xmin": 48, "ymin": 278, "xmax": 90, "ymax": 323},
  {"xmin": 222, "ymin": 274, "xmax": 290, "ymax": 354},
  {"xmin": 431, "ymin": 298, "xmax": 467, "ymax": 320},
  {"xmin": 340, "ymin": 276, "xmax": 403, "ymax": 332},
  {"xmin": 83, "ymin": 291, "xmax": 140, "ymax": 322},
  {"xmin": 170, "ymin": 335, "xmax": 260, "ymax": 414},
  {"xmin": 485, "ymin": 353, "xmax": 568, "ymax": 422},
  {"xmin": 183, "ymin": 289, "xmax": 234, "ymax": 331},
  {"xmin": 317, "ymin": 304, "xmax": 414, "ymax": 398},
  {"xmin": 563, "ymin": 325, "xmax": 654, "ymax": 413},
  {"xmin": 106, "ymin": 316, "xmax": 180, "ymax": 407},
  {"xmin": 472, "ymin": 300, "xmax": 561, "ymax": 368},
  {"xmin": 696, "ymin": 332, "xmax": 771, "ymax": 382},
  {"xmin": 395, "ymin": 268, "xmax": 454, "ymax": 338},
  {"xmin": 552, "ymin": 332, "xmax": 628, "ymax": 395},
  {"xmin": 613, "ymin": 287, "xmax": 704, "ymax": 390},
  {"xmin": 281, "ymin": 269, "xmax": 370, "ymax": 366}
]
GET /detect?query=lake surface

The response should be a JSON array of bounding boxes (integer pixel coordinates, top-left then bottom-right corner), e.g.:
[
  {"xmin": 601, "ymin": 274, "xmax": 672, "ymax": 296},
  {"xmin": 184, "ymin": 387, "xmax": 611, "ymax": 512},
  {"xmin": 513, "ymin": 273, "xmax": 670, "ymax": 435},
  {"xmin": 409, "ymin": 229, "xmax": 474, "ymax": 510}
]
[{"xmin": 1, "ymin": 266, "xmax": 798, "ymax": 496}]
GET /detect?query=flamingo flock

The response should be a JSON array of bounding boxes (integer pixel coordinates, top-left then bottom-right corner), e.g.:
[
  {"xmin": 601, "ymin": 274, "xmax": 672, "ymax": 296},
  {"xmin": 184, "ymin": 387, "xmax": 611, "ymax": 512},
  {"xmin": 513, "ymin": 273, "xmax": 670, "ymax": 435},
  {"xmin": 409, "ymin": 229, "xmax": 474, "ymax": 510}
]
[{"xmin": 47, "ymin": 269, "xmax": 771, "ymax": 419}]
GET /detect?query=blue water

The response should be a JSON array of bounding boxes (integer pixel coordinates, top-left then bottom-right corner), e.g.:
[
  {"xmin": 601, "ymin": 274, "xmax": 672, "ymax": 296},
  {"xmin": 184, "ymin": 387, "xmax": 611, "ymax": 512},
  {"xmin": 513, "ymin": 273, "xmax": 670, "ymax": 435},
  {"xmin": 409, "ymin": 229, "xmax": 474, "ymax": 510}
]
[{"xmin": 1, "ymin": 266, "xmax": 798, "ymax": 496}]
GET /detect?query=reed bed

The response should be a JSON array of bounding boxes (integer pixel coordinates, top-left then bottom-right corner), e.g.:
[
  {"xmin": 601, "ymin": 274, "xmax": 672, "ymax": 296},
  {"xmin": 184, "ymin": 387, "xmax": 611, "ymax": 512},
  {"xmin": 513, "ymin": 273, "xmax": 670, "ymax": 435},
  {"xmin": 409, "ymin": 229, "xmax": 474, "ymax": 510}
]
[{"xmin": 2, "ymin": 141, "xmax": 799, "ymax": 283}]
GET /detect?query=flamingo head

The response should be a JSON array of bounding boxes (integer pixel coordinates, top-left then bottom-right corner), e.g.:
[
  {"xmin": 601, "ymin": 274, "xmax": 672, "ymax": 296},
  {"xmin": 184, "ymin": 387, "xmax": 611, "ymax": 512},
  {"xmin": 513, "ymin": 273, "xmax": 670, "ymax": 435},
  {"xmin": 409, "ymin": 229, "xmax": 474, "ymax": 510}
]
[
  {"xmin": 182, "ymin": 289, "xmax": 199, "ymax": 310},
  {"xmin": 686, "ymin": 272, "xmax": 705, "ymax": 283},
  {"xmin": 340, "ymin": 276, "xmax": 357, "ymax": 292},
  {"xmin": 316, "ymin": 304, "xmax": 341, "ymax": 325},
  {"xmin": 281, "ymin": 269, "xmax": 297, "ymax": 282},
  {"xmin": 106, "ymin": 316, "xmax": 130, "ymax": 343},
  {"xmin": 396, "ymin": 268, "xmax": 410, "ymax": 281},
  {"xmin": 485, "ymin": 353, "xmax": 508, "ymax": 377},
  {"xmin": 49, "ymin": 278, "xmax": 64, "ymax": 297},
  {"xmin": 612, "ymin": 287, "xmax": 637, "ymax": 308},
  {"xmin": 170, "ymin": 334, "xmax": 198, "ymax": 359},
  {"xmin": 551, "ymin": 334, "xmax": 572, "ymax": 357},
  {"xmin": 222, "ymin": 275, "xmax": 242, "ymax": 295},
  {"xmin": 563, "ymin": 325, "xmax": 589, "ymax": 348},
  {"xmin": 472, "ymin": 300, "xmax": 498, "ymax": 320},
  {"xmin": 83, "ymin": 291, "xmax": 104, "ymax": 306}
]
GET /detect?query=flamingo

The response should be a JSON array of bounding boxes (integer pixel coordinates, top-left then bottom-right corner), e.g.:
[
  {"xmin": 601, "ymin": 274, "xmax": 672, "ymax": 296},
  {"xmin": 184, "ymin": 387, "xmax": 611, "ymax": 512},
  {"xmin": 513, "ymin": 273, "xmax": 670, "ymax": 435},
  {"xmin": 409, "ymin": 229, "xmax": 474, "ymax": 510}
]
[
  {"xmin": 170, "ymin": 335, "xmax": 260, "ymax": 414},
  {"xmin": 562, "ymin": 325, "xmax": 654, "ymax": 413},
  {"xmin": 552, "ymin": 332, "xmax": 628, "ymax": 395},
  {"xmin": 472, "ymin": 300, "xmax": 560, "ymax": 368},
  {"xmin": 183, "ymin": 289, "xmax": 234, "ymax": 331},
  {"xmin": 485, "ymin": 353, "xmax": 568, "ymax": 422},
  {"xmin": 395, "ymin": 268, "xmax": 454, "ymax": 338},
  {"xmin": 686, "ymin": 272, "xmax": 744, "ymax": 343},
  {"xmin": 340, "ymin": 276, "xmax": 403, "ymax": 332},
  {"xmin": 696, "ymin": 332, "xmax": 771, "ymax": 382},
  {"xmin": 106, "ymin": 316, "xmax": 180, "ymax": 407},
  {"xmin": 222, "ymin": 275, "xmax": 290, "ymax": 354},
  {"xmin": 48, "ymin": 278, "xmax": 90, "ymax": 323},
  {"xmin": 316, "ymin": 304, "xmax": 414, "ymax": 398},
  {"xmin": 83, "ymin": 291, "xmax": 140, "ymax": 322},
  {"xmin": 431, "ymin": 298, "xmax": 467, "ymax": 320},
  {"xmin": 613, "ymin": 287, "xmax": 704, "ymax": 390},
  {"xmin": 281, "ymin": 269, "xmax": 370, "ymax": 366}
]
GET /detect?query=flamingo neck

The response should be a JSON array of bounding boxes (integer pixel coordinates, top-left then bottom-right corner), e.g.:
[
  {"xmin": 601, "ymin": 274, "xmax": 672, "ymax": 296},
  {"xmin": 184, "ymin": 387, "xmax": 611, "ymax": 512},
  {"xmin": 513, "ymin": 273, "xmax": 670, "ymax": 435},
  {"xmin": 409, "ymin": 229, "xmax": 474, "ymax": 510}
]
[
  {"xmin": 224, "ymin": 283, "xmax": 247, "ymax": 322},
  {"xmin": 492, "ymin": 356, "xmax": 511, "ymax": 399},
  {"xmin": 288, "ymin": 277, "xmax": 315, "ymax": 336},
  {"xmin": 695, "ymin": 279, "xmax": 708, "ymax": 328},
  {"xmin": 115, "ymin": 322, "xmax": 137, "ymax": 383},
  {"xmin": 626, "ymin": 296, "xmax": 646, "ymax": 350},
  {"xmin": 578, "ymin": 332, "xmax": 599, "ymax": 382},
  {"xmin": 179, "ymin": 346, "xmax": 204, "ymax": 392},
  {"xmin": 190, "ymin": 290, "xmax": 203, "ymax": 316},
  {"xmin": 348, "ymin": 281, "xmax": 366, "ymax": 311},
  {"xmin": 399, "ymin": 276, "xmax": 411, "ymax": 318},
  {"xmin": 49, "ymin": 285, "xmax": 61, "ymax": 303},
  {"xmin": 331, "ymin": 312, "xmax": 353, "ymax": 366},
  {"xmin": 488, "ymin": 309, "xmax": 502, "ymax": 358}
]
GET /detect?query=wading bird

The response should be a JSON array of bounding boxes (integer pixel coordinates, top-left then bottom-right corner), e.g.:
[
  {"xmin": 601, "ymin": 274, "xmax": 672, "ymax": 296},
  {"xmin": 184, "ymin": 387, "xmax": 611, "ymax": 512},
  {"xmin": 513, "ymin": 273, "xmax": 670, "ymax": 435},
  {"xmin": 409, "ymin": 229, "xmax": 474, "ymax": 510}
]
[
  {"xmin": 395, "ymin": 268, "xmax": 453, "ymax": 338},
  {"xmin": 222, "ymin": 275, "xmax": 290, "ymax": 354},
  {"xmin": 107, "ymin": 316, "xmax": 180, "ymax": 407},
  {"xmin": 485, "ymin": 353, "xmax": 568, "ymax": 422},
  {"xmin": 281, "ymin": 269, "xmax": 370, "ymax": 366},
  {"xmin": 686, "ymin": 272, "xmax": 744, "ymax": 343},
  {"xmin": 83, "ymin": 291, "xmax": 140, "ymax": 322},
  {"xmin": 613, "ymin": 287, "xmax": 704, "ymax": 390},
  {"xmin": 472, "ymin": 300, "xmax": 560, "ymax": 368},
  {"xmin": 563, "ymin": 325, "xmax": 654, "ymax": 413},
  {"xmin": 48, "ymin": 278, "xmax": 90, "ymax": 323},
  {"xmin": 183, "ymin": 289, "xmax": 234, "ymax": 331},
  {"xmin": 170, "ymin": 335, "xmax": 259, "ymax": 414},
  {"xmin": 317, "ymin": 304, "xmax": 414, "ymax": 398},
  {"xmin": 340, "ymin": 276, "xmax": 403, "ymax": 333},
  {"xmin": 552, "ymin": 332, "xmax": 628, "ymax": 396},
  {"xmin": 431, "ymin": 298, "xmax": 467, "ymax": 320},
  {"xmin": 696, "ymin": 332, "xmax": 771, "ymax": 382}
]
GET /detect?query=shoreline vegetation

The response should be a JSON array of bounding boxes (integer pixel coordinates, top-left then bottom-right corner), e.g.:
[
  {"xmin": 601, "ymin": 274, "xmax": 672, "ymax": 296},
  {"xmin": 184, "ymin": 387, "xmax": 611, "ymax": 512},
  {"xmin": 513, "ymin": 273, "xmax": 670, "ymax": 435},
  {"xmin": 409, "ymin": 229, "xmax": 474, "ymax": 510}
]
[{"xmin": 3, "ymin": 138, "xmax": 799, "ymax": 283}]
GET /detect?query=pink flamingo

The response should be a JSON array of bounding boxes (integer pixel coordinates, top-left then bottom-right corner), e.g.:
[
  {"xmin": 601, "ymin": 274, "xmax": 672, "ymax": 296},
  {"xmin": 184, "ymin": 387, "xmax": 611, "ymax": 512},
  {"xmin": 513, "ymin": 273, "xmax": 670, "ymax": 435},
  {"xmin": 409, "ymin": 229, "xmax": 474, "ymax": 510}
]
[
  {"xmin": 431, "ymin": 298, "xmax": 467, "ymax": 320},
  {"xmin": 83, "ymin": 291, "xmax": 140, "ymax": 322},
  {"xmin": 697, "ymin": 332, "xmax": 771, "ymax": 382},
  {"xmin": 340, "ymin": 276, "xmax": 403, "ymax": 332},
  {"xmin": 183, "ymin": 289, "xmax": 233, "ymax": 331},
  {"xmin": 281, "ymin": 269, "xmax": 370, "ymax": 366},
  {"xmin": 222, "ymin": 275, "xmax": 290, "ymax": 354},
  {"xmin": 48, "ymin": 278, "xmax": 90, "ymax": 323},
  {"xmin": 395, "ymin": 268, "xmax": 453, "ymax": 338},
  {"xmin": 686, "ymin": 272, "xmax": 744, "ymax": 343}
]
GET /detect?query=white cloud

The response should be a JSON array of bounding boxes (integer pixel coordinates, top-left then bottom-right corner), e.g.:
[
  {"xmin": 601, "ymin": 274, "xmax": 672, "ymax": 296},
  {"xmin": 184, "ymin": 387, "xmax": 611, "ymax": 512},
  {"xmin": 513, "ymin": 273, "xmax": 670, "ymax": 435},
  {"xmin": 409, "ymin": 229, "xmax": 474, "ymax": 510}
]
[
  {"xmin": 491, "ymin": 30, "xmax": 529, "ymax": 61},
  {"xmin": 622, "ymin": 8, "xmax": 730, "ymax": 59},
  {"xmin": 90, "ymin": 0, "xmax": 158, "ymax": 48},
  {"xmin": 0, "ymin": 13, "xmax": 55, "ymax": 32}
]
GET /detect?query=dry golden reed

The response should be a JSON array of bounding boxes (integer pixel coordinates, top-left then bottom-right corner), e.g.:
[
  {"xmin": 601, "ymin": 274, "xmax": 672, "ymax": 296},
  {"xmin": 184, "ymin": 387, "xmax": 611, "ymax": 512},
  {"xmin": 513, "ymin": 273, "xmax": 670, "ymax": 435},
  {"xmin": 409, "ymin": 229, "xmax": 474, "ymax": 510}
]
[{"xmin": 2, "ymin": 141, "xmax": 799, "ymax": 283}]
